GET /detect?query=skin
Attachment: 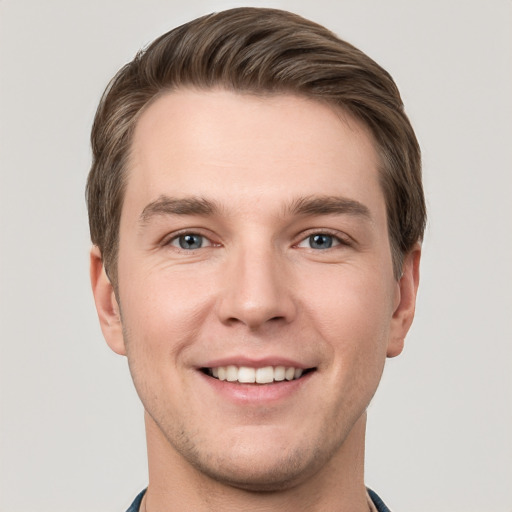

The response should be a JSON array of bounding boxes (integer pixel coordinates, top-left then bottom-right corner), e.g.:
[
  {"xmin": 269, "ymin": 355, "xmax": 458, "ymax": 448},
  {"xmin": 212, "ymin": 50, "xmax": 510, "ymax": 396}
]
[{"xmin": 91, "ymin": 89, "xmax": 420, "ymax": 511}]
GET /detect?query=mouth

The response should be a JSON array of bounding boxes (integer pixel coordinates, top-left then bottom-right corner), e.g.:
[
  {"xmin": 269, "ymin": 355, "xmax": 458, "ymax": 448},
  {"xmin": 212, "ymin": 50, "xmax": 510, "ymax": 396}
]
[{"xmin": 201, "ymin": 365, "xmax": 316, "ymax": 384}]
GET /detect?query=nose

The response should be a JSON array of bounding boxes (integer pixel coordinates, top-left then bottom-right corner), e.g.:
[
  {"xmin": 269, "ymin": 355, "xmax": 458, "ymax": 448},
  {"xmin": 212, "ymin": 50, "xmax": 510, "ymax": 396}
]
[{"xmin": 216, "ymin": 243, "xmax": 297, "ymax": 330}]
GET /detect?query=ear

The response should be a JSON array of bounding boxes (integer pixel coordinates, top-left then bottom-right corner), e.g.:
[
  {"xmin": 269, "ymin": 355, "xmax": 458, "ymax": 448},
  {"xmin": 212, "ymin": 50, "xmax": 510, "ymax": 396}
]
[
  {"xmin": 90, "ymin": 246, "xmax": 126, "ymax": 356},
  {"xmin": 387, "ymin": 244, "xmax": 421, "ymax": 358}
]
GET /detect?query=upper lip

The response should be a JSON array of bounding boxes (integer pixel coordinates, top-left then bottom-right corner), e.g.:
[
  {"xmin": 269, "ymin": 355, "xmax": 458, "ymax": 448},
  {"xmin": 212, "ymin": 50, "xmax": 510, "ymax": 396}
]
[{"xmin": 198, "ymin": 356, "xmax": 313, "ymax": 369}]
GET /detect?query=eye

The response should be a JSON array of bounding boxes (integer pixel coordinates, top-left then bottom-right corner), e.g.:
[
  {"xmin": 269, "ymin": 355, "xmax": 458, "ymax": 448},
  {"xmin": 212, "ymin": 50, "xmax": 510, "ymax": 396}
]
[
  {"xmin": 297, "ymin": 233, "xmax": 342, "ymax": 250},
  {"xmin": 170, "ymin": 233, "xmax": 211, "ymax": 250}
]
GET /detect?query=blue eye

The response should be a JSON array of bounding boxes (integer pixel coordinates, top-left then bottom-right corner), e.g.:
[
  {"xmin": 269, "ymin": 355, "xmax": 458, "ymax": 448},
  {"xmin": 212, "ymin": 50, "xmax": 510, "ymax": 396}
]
[
  {"xmin": 172, "ymin": 233, "xmax": 206, "ymax": 250},
  {"xmin": 309, "ymin": 234, "xmax": 334, "ymax": 249},
  {"xmin": 297, "ymin": 233, "xmax": 342, "ymax": 250}
]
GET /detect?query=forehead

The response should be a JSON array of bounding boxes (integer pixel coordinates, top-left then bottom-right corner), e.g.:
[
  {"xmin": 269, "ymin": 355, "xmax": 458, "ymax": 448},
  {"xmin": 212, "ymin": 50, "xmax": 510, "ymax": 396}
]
[{"xmin": 125, "ymin": 89, "xmax": 383, "ymax": 219}]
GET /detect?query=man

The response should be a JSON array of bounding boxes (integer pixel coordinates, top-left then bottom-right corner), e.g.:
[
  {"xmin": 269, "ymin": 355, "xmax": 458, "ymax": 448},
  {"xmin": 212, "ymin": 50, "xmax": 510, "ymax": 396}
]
[{"xmin": 87, "ymin": 7, "xmax": 425, "ymax": 511}]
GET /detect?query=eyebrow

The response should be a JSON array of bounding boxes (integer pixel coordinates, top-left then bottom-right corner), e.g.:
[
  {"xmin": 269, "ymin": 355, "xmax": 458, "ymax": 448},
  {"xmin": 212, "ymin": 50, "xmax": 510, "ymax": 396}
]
[
  {"xmin": 138, "ymin": 194, "xmax": 371, "ymax": 225},
  {"xmin": 139, "ymin": 195, "xmax": 219, "ymax": 224},
  {"xmin": 286, "ymin": 195, "xmax": 371, "ymax": 219}
]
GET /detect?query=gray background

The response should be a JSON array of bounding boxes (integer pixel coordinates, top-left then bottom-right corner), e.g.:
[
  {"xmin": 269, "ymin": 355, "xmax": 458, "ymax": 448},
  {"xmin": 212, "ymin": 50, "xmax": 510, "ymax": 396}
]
[{"xmin": 1, "ymin": 0, "xmax": 511, "ymax": 510}]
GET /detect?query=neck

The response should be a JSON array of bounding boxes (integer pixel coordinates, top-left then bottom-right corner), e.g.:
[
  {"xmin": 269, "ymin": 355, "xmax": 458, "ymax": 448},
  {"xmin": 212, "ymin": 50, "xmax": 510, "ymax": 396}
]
[{"xmin": 142, "ymin": 411, "xmax": 369, "ymax": 512}]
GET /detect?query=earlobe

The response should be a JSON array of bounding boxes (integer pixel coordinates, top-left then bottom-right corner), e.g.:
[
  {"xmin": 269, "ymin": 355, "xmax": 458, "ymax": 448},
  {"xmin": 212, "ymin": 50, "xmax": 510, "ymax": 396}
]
[
  {"xmin": 90, "ymin": 246, "xmax": 126, "ymax": 356},
  {"xmin": 387, "ymin": 245, "xmax": 421, "ymax": 358}
]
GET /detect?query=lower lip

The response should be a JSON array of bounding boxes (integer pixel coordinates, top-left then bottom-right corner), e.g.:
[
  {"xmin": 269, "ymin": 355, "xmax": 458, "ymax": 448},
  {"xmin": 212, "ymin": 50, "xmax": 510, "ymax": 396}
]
[{"xmin": 198, "ymin": 371, "xmax": 314, "ymax": 404}]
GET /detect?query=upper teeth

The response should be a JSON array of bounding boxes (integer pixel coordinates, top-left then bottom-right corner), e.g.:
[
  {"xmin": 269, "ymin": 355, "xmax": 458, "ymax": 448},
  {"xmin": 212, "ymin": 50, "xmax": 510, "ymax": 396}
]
[{"xmin": 210, "ymin": 365, "xmax": 303, "ymax": 384}]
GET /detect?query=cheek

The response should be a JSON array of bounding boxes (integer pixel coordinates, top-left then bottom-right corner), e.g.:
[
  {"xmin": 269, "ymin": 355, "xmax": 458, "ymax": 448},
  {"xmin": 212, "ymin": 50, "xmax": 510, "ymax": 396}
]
[
  {"xmin": 120, "ymin": 278, "xmax": 204, "ymax": 414},
  {"xmin": 122, "ymin": 249, "xmax": 213, "ymax": 313},
  {"xmin": 300, "ymin": 266, "xmax": 393, "ymax": 377},
  {"xmin": 119, "ymin": 268, "xmax": 214, "ymax": 386},
  {"xmin": 294, "ymin": 270, "xmax": 392, "ymax": 428},
  {"xmin": 302, "ymin": 265, "xmax": 393, "ymax": 334}
]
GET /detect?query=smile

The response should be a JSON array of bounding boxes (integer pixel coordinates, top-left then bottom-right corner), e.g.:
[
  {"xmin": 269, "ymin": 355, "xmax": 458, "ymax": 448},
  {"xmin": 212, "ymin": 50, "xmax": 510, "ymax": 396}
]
[{"xmin": 203, "ymin": 365, "xmax": 314, "ymax": 384}]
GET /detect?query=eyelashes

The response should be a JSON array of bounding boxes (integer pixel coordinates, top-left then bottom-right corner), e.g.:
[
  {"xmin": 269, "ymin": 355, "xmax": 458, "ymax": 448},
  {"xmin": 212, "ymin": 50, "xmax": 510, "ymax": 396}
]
[
  {"xmin": 296, "ymin": 232, "xmax": 350, "ymax": 250},
  {"xmin": 164, "ymin": 230, "xmax": 352, "ymax": 252},
  {"xmin": 169, "ymin": 233, "xmax": 212, "ymax": 250}
]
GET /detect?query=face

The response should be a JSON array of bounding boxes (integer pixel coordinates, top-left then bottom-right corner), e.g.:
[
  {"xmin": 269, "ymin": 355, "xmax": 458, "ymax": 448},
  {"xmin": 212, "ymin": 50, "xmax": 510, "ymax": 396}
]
[{"xmin": 91, "ymin": 89, "xmax": 419, "ymax": 491}]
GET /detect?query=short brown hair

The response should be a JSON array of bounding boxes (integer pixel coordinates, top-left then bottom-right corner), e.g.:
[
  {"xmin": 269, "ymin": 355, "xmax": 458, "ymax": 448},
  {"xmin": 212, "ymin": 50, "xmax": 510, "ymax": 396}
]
[{"xmin": 87, "ymin": 7, "xmax": 426, "ymax": 285}]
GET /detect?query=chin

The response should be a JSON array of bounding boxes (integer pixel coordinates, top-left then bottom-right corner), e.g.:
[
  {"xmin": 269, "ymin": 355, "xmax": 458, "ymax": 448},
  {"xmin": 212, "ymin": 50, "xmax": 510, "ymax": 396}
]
[
  {"xmin": 191, "ymin": 449, "xmax": 322, "ymax": 492},
  {"xmin": 169, "ymin": 428, "xmax": 337, "ymax": 493}
]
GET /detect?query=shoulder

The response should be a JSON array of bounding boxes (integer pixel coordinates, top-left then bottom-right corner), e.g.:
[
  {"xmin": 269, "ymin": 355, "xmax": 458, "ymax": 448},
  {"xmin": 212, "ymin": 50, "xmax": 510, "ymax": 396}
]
[
  {"xmin": 367, "ymin": 488, "xmax": 392, "ymax": 512},
  {"xmin": 125, "ymin": 489, "xmax": 146, "ymax": 512}
]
